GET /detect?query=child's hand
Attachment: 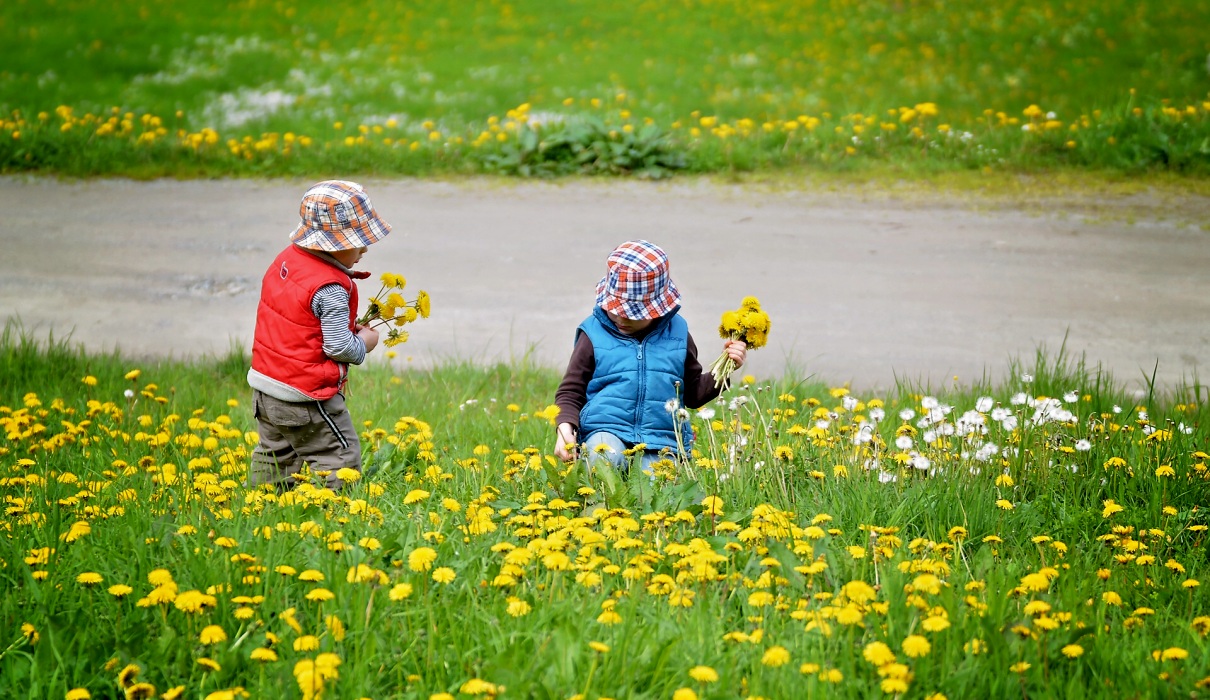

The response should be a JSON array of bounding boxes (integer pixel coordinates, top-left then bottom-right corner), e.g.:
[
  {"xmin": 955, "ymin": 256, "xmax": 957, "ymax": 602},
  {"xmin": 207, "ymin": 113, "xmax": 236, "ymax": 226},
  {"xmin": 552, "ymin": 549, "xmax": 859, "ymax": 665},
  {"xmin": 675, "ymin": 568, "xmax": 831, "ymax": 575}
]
[
  {"xmin": 725, "ymin": 339, "xmax": 747, "ymax": 368},
  {"xmin": 555, "ymin": 422, "xmax": 579, "ymax": 462},
  {"xmin": 356, "ymin": 324, "xmax": 380, "ymax": 353}
]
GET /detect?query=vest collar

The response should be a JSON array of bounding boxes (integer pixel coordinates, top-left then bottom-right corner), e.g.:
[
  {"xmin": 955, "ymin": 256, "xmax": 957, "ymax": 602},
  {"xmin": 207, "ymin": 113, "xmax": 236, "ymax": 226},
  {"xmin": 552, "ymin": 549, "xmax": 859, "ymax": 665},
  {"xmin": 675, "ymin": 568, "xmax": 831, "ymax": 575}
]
[
  {"xmin": 592, "ymin": 305, "xmax": 680, "ymax": 340},
  {"xmin": 293, "ymin": 244, "xmax": 355, "ymax": 277}
]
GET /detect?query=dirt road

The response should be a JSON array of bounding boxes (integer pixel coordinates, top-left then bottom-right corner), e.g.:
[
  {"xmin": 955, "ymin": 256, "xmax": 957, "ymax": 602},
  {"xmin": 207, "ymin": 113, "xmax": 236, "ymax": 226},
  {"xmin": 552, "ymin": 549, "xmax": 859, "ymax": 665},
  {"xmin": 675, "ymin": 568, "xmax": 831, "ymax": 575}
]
[{"xmin": 3, "ymin": 176, "xmax": 1208, "ymax": 392}]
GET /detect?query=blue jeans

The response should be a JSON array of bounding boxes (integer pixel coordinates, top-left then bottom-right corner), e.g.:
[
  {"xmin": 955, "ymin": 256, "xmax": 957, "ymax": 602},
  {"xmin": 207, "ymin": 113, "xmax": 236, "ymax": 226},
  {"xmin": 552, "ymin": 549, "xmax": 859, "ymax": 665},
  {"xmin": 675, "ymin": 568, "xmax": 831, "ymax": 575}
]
[{"xmin": 583, "ymin": 431, "xmax": 664, "ymax": 478}]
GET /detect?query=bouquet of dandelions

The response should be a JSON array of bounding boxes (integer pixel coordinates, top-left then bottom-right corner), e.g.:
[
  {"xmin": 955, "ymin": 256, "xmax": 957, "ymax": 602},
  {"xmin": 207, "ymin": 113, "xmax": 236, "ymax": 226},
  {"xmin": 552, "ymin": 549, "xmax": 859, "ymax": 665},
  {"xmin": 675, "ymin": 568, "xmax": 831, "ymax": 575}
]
[
  {"xmin": 356, "ymin": 272, "xmax": 431, "ymax": 347},
  {"xmin": 709, "ymin": 296, "xmax": 770, "ymax": 388}
]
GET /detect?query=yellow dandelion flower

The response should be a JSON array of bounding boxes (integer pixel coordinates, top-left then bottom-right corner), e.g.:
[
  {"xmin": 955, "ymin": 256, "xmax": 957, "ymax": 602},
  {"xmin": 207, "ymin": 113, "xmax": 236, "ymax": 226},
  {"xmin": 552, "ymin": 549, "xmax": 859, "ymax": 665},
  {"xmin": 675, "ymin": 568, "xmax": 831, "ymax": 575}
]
[
  {"xmin": 346, "ymin": 564, "xmax": 379, "ymax": 584},
  {"xmin": 199, "ymin": 625, "xmax": 227, "ymax": 645},
  {"xmin": 833, "ymin": 605, "xmax": 864, "ymax": 626},
  {"xmin": 404, "ymin": 489, "xmax": 431, "ymax": 505},
  {"xmin": 902, "ymin": 635, "xmax": 931, "ymax": 658},
  {"xmin": 1061, "ymin": 644, "xmax": 1084, "ymax": 658},
  {"xmin": 819, "ymin": 668, "xmax": 843, "ymax": 683},
  {"xmin": 842, "ymin": 580, "xmax": 877, "ymax": 603},
  {"xmin": 458, "ymin": 678, "xmax": 498, "ymax": 695},
  {"xmin": 432, "ymin": 567, "xmax": 456, "ymax": 584},
  {"xmin": 408, "ymin": 547, "xmax": 437, "ymax": 572},
  {"xmin": 922, "ymin": 615, "xmax": 951, "ymax": 632},
  {"xmin": 305, "ymin": 588, "xmax": 335, "ymax": 602},
  {"xmin": 689, "ymin": 665, "xmax": 719, "ymax": 683},
  {"xmin": 881, "ymin": 678, "xmax": 909, "ymax": 694},
  {"xmin": 389, "ymin": 583, "xmax": 414, "ymax": 601},
  {"xmin": 506, "ymin": 597, "xmax": 532, "ymax": 617},
  {"xmin": 1020, "ymin": 573, "xmax": 1051, "ymax": 592},
  {"xmin": 761, "ymin": 645, "xmax": 791, "ymax": 667},
  {"xmin": 701, "ymin": 495, "xmax": 725, "ymax": 516},
  {"xmin": 597, "ymin": 609, "xmax": 622, "ymax": 625},
  {"xmin": 63, "ymin": 520, "xmax": 92, "ymax": 542},
  {"xmin": 863, "ymin": 641, "xmax": 896, "ymax": 666},
  {"xmin": 324, "ymin": 616, "xmax": 346, "ymax": 642},
  {"xmin": 174, "ymin": 590, "xmax": 217, "ymax": 614},
  {"xmin": 250, "ymin": 648, "xmax": 278, "ymax": 662},
  {"xmin": 117, "ymin": 664, "xmax": 141, "ymax": 687}
]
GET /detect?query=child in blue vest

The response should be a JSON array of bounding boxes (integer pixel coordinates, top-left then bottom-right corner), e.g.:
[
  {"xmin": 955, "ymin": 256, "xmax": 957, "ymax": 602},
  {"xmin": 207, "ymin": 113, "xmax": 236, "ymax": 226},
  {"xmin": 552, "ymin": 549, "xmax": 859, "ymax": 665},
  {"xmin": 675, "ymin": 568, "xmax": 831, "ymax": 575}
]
[{"xmin": 554, "ymin": 240, "xmax": 747, "ymax": 477}]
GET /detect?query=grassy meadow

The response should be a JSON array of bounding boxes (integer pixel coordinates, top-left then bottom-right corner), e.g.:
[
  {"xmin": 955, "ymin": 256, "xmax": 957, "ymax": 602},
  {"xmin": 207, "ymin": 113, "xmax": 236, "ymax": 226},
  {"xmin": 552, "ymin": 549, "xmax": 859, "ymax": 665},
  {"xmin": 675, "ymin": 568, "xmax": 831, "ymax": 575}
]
[
  {"xmin": 3, "ymin": 2, "xmax": 1210, "ymax": 698},
  {"xmin": 1, "ymin": 323, "xmax": 1208, "ymax": 699},
  {"xmin": 1, "ymin": 0, "xmax": 1209, "ymax": 177}
]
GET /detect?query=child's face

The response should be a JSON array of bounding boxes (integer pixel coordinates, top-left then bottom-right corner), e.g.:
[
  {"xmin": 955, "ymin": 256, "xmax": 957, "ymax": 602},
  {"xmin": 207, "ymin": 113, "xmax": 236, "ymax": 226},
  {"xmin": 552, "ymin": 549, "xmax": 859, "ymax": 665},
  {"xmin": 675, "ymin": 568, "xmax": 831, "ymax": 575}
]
[
  {"xmin": 331, "ymin": 246, "xmax": 368, "ymax": 268},
  {"xmin": 606, "ymin": 311, "xmax": 654, "ymax": 336}
]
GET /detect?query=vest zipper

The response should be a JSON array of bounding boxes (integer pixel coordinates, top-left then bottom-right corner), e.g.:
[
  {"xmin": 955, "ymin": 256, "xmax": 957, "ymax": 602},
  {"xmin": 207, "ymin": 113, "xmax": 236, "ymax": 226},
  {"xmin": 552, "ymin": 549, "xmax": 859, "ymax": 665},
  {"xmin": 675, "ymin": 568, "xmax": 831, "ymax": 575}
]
[{"xmin": 635, "ymin": 337, "xmax": 647, "ymax": 442}]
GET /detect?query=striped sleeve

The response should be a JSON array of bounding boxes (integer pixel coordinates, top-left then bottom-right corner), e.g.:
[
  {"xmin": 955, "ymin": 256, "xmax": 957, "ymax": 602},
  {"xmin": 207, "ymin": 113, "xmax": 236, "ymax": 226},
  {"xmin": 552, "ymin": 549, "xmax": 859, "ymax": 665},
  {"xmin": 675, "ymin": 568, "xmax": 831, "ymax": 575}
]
[{"xmin": 311, "ymin": 283, "xmax": 366, "ymax": 364}]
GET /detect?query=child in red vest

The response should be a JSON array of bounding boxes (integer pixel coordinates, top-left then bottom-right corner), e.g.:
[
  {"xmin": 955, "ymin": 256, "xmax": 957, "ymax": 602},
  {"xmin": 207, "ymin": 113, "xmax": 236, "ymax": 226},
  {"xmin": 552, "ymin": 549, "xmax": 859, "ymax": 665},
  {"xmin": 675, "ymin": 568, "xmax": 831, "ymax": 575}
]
[{"xmin": 247, "ymin": 180, "xmax": 392, "ymax": 491}]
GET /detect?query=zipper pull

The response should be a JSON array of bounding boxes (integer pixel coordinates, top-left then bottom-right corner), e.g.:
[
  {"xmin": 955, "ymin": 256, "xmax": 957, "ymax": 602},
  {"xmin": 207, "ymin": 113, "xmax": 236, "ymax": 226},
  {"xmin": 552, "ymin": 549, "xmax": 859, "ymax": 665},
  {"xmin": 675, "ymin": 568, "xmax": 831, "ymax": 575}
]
[{"xmin": 636, "ymin": 345, "xmax": 643, "ymax": 360}]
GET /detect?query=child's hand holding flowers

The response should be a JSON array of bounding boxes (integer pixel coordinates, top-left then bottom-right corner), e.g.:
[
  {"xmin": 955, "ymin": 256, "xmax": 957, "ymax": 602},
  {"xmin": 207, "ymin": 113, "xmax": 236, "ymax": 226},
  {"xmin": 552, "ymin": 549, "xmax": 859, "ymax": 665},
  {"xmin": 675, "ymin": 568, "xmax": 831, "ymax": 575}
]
[
  {"xmin": 709, "ymin": 296, "xmax": 770, "ymax": 387},
  {"xmin": 357, "ymin": 272, "xmax": 432, "ymax": 348}
]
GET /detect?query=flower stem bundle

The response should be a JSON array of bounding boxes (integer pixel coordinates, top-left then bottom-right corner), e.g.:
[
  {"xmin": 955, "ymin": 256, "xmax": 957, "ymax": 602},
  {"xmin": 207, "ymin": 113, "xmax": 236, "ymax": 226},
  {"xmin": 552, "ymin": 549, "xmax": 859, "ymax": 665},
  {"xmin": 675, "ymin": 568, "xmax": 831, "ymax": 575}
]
[
  {"xmin": 709, "ymin": 296, "xmax": 770, "ymax": 388},
  {"xmin": 356, "ymin": 272, "xmax": 432, "ymax": 347}
]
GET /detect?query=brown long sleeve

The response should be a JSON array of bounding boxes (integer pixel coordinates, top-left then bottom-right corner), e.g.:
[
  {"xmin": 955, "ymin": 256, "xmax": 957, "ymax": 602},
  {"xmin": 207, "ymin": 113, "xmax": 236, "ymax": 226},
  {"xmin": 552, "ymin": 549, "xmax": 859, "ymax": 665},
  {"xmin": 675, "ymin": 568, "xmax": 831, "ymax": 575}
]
[
  {"xmin": 553, "ymin": 331, "xmax": 722, "ymax": 432},
  {"xmin": 553, "ymin": 333, "xmax": 595, "ymax": 432},
  {"xmin": 682, "ymin": 333, "xmax": 724, "ymax": 409}
]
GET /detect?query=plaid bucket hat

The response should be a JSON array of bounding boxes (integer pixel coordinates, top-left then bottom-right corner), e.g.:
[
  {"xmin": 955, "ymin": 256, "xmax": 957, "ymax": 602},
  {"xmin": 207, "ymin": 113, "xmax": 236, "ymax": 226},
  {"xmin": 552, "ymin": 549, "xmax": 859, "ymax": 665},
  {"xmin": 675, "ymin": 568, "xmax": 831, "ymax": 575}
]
[
  {"xmin": 595, "ymin": 240, "xmax": 681, "ymax": 320},
  {"xmin": 290, "ymin": 180, "xmax": 392, "ymax": 251}
]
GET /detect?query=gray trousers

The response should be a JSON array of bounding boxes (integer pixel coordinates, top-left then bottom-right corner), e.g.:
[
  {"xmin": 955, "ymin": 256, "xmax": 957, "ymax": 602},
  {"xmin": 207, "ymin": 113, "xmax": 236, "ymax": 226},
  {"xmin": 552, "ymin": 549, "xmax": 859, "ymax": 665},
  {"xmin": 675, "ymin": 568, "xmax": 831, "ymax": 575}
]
[{"xmin": 249, "ymin": 390, "xmax": 361, "ymax": 491}]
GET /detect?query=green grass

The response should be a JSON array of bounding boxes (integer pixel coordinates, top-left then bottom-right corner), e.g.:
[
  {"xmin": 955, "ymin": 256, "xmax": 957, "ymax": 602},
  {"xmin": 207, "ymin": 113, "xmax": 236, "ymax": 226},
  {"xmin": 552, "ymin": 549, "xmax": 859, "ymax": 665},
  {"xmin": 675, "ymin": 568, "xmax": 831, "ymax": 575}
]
[
  {"xmin": 2, "ymin": 0, "xmax": 1209, "ymax": 178},
  {"xmin": 1, "ymin": 323, "xmax": 1208, "ymax": 699}
]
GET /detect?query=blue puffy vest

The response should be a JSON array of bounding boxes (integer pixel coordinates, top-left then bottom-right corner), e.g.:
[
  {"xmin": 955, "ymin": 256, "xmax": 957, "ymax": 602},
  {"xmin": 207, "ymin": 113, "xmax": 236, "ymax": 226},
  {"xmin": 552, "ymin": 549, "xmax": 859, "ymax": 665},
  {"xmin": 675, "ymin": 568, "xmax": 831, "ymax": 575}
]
[{"xmin": 577, "ymin": 306, "xmax": 692, "ymax": 451}]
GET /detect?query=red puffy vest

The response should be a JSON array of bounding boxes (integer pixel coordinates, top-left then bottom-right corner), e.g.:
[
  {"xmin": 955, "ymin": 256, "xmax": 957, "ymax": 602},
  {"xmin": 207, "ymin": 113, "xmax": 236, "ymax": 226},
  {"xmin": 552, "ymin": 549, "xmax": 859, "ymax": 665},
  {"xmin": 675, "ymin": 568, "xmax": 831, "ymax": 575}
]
[{"xmin": 251, "ymin": 245, "xmax": 359, "ymax": 400}]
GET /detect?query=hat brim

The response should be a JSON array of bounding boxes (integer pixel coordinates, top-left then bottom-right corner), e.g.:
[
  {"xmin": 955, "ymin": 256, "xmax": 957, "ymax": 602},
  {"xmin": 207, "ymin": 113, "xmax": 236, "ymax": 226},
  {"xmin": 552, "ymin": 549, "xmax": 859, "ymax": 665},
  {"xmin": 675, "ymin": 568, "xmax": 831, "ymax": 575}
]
[
  {"xmin": 290, "ymin": 216, "xmax": 392, "ymax": 252},
  {"xmin": 595, "ymin": 276, "xmax": 681, "ymax": 320}
]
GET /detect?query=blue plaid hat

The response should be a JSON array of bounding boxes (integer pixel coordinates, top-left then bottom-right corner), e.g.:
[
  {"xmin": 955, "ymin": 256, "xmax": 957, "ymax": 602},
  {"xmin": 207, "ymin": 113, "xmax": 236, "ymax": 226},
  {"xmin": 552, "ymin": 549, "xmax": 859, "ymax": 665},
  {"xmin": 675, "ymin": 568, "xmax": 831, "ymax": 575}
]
[{"xmin": 595, "ymin": 240, "xmax": 681, "ymax": 320}]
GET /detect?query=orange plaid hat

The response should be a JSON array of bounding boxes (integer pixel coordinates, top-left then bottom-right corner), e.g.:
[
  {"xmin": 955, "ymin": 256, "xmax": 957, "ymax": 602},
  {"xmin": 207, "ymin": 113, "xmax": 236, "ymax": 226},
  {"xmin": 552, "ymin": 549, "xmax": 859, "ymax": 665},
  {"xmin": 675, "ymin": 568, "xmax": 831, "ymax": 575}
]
[
  {"xmin": 290, "ymin": 180, "xmax": 392, "ymax": 251},
  {"xmin": 595, "ymin": 240, "xmax": 681, "ymax": 320}
]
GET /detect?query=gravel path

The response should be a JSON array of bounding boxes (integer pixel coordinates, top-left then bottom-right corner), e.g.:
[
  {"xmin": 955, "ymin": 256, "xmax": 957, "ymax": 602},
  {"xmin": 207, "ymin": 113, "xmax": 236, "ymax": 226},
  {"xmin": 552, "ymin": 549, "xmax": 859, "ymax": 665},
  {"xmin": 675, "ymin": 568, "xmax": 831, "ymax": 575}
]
[{"xmin": 3, "ymin": 176, "xmax": 1208, "ymax": 392}]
